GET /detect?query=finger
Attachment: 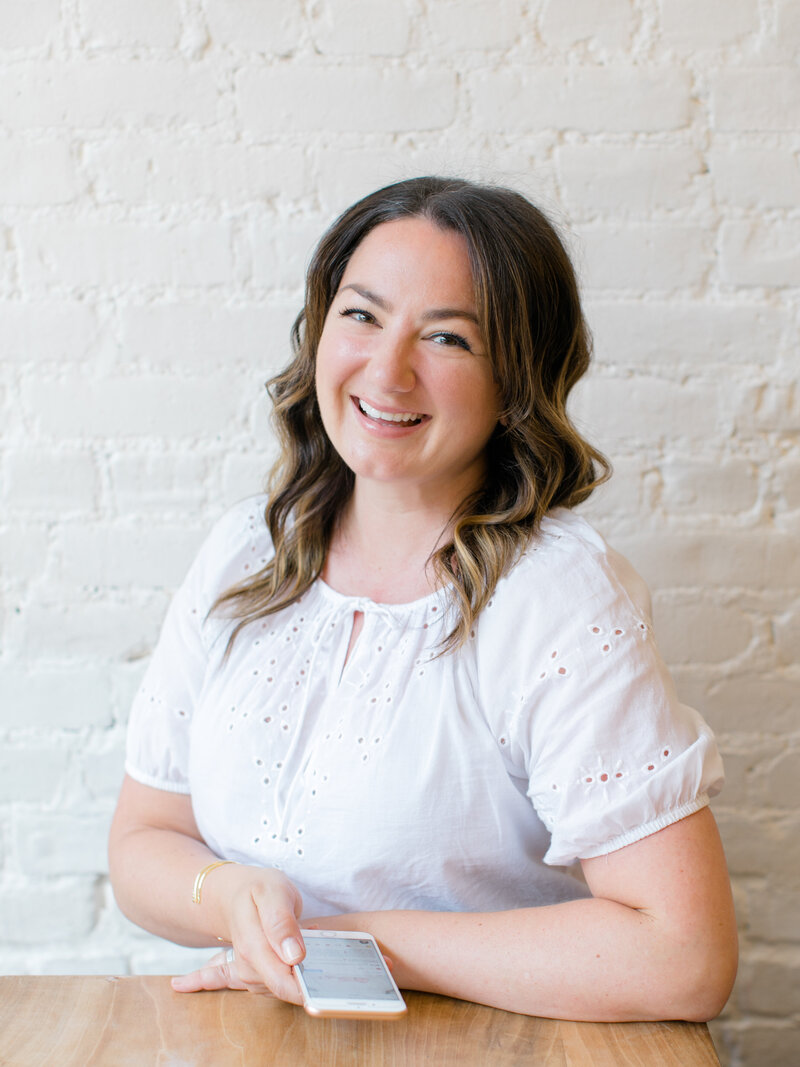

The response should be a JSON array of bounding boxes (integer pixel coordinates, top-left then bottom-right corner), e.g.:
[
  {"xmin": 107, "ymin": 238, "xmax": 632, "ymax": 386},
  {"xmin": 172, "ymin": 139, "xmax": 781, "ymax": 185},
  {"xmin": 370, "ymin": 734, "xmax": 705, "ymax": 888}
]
[
  {"xmin": 256, "ymin": 900, "xmax": 305, "ymax": 966},
  {"xmin": 230, "ymin": 897, "xmax": 304, "ymax": 1003},
  {"xmin": 172, "ymin": 958, "xmax": 250, "ymax": 993}
]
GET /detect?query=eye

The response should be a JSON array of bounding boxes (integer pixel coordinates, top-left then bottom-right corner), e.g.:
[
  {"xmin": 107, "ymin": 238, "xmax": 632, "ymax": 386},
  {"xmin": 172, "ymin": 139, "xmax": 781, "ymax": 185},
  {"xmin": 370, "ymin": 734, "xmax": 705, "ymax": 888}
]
[
  {"xmin": 339, "ymin": 306, "xmax": 377, "ymax": 325},
  {"xmin": 429, "ymin": 330, "xmax": 472, "ymax": 352}
]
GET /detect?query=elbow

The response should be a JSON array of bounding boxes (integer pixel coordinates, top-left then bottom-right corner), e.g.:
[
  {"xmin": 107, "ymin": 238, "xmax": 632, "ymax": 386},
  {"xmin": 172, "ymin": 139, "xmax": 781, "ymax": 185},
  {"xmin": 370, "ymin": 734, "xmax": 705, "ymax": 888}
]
[{"xmin": 668, "ymin": 932, "xmax": 739, "ymax": 1023}]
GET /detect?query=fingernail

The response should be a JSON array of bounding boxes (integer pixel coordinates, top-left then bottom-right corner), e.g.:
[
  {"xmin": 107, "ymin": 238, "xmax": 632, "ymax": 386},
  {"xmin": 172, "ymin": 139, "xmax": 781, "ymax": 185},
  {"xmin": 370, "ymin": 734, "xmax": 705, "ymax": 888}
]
[{"xmin": 282, "ymin": 937, "xmax": 303, "ymax": 964}]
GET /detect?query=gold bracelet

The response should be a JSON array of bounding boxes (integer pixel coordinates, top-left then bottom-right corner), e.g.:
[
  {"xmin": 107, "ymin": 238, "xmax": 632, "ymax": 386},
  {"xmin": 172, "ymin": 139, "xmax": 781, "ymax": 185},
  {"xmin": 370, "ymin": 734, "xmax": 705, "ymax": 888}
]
[{"xmin": 192, "ymin": 859, "xmax": 234, "ymax": 905}]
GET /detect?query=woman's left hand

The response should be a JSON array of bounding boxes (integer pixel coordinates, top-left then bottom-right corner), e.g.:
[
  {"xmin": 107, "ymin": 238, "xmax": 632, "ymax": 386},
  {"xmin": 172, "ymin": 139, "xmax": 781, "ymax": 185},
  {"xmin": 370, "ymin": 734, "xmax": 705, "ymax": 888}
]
[{"xmin": 171, "ymin": 944, "xmax": 269, "ymax": 995}]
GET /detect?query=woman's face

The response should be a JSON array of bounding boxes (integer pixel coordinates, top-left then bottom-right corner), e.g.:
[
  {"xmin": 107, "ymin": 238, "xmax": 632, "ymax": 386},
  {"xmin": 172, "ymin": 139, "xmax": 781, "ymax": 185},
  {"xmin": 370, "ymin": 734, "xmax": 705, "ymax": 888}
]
[{"xmin": 314, "ymin": 216, "xmax": 500, "ymax": 507}]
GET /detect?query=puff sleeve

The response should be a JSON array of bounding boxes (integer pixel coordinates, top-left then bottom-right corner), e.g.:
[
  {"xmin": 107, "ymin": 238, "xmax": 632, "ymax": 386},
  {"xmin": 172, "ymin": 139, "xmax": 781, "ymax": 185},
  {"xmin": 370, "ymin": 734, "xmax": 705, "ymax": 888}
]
[
  {"xmin": 475, "ymin": 514, "xmax": 724, "ymax": 867},
  {"xmin": 124, "ymin": 497, "xmax": 268, "ymax": 793}
]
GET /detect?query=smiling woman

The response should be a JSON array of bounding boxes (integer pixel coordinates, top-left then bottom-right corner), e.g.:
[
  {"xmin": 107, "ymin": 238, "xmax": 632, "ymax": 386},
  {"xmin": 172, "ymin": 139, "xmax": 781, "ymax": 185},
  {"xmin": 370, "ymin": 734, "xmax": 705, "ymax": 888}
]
[
  {"xmin": 315, "ymin": 218, "xmax": 500, "ymax": 516},
  {"xmin": 108, "ymin": 177, "xmax": 737, "ymax": 1023}
]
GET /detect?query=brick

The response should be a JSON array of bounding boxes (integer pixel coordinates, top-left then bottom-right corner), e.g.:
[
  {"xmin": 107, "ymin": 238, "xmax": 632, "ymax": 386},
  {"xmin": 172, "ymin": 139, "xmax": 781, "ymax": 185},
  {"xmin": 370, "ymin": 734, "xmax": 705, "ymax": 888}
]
[
  {"xmin": 763, "ymin": 752, "xmax": 800, "ymax": 809},
  {"xmin": 556, "ymin": 144, "xmax": 701, "ymax": 215},
  {"xmin": 612, "ymin": 531, "xmax": 800, "ymax": 592},
  {"xmin": 248, "ymin": 218, "xmax": 325, "ymax": 290},
  {"xmin": 653, "ymin": 598, "xmax": 753, "ymax": 666},
  {"xmin": 10, "ymin": 598, "xmax": 167, "ymax": 660},
  {"xmin": 657, "ymin": 458, "xmax": 759, "ymax": 514},
  {"xmin": 204, "ymin": 0, "xmax": 302, "ymax": 53},
  {"xmin": 702, "ymin": 674, "xmax": 800, "ymax": 734},
  {"xmin": 112, "ymin": 662, "xmax": 151, "ymax": 723},
  {"xmin": 707, "ymin": 147, "xmax": 800, "ymax": 209},
  {"xmin": 711, "ymin": 68, "xmax": 800, "ymax": 131},
  {"xmin": 0, "ymin": 749, "xmax": 69, "ymax": 803},
  {"xmin": 469, "ymin": 67, "xmax": 691, "ymax": 133},
  {"xmin": 82, "ymin": 139, "xmax": 310, "ymax": 205},
  {"xmin": 4, "ymin": 448, "xmax": 98, "ymax": 512},
  {"xmin": 746, "ymin": 881, "xmax": 800, "ymax": 943},
  {"xmin": 0, "ymin": 883, "xmax": 96, "ymax": 944},
  {"xmin": 120, "ymin": 301, "xmax": 297, "ymax": 375},
  {"xmin": 0, "ymin": 667, "xmax": 112, "ymax": 729},
  {"xmin": 236, "ymin": 66, "xmax": 457, "ymax": 134},
  {"xmin": 776, "ymin": 0, "xmax": 800, "ymax": 47},
  {"xmin": 739, "ymin": 382, "xmax": 800, "ymax": 434},
  {"xmin": 108, "ymin": 453, "xmax": 209, "ymax": 515},
  {"xmin": 426, "ymin": 0, "xmax": 525, "ymax": 50},
  {"xmin": 576, "ymin": 455, "xmax": 647, "ymax": 519},
  {"xmin": 716, "ymin": 813, "xmax": 800, "ymax": 879},
  {"xmin": 55, "ymin": 524, "xmax": 203, "ymax": 589},
  {"xmin": 79, "ymin": 744, "xmax": 126, "ymax": 798},
  {"xmin": 540, "ymin": 0, "xmax": 634, "ymax": 49},
  {"xmin": 714, "ymin": 750, "xmax": 751, "ymax": 803},
  {"xmin": 570, "ymin": 374, "xmax": 727, "ymax": 447},
  {"xmin": 0, "ymin": 525, "xmax": 52, "ymax": 589},
  {"xmin": 130, "ymin": 944, "xmax": 216, "ymax": 975},
  {"xmin": 17, "ymin": 221, "xmax": 235, "ymax": 289},
  {"xmin": 774, "ymin": 610, "xmax": 800, "ymax": 665},
  {"xmin": 25, "ymin": 374, "xmax": 244, "ymax": 439},
  {"xmin": 720, "ymin": 220, "xmax": 800, "ymax": 287},
  {"xmin": 81, "ymin": 0, "xmax": 181, "ymax": 48},
  {"xmin": 0, "ymin": 139, "xmax": 81, "ymax": 205},
  {"xmin": 39, "ymin": 954, "xmax": 130, "ymax": 976},
  {"xmin": 578, "ymin": 223, "xmax": 712, "ymax": 290},
  {"xmin": 660, "ymin": 0, "xmax": 759, "ymax": 46},
  {"xmin": 741, "ymin": 952, "xmax": 800, "ymax": 1016},
  {"xmin": 312, "ymin": 0, "xmax": 410, "ymax": 55},
  {"xmin": 0, "ymin": 301, "xmax": 100, "ymax": 364},
  {"xmin": 221, "ymin": 451, "xmax": 274, "ymax": 506},
  {"xmin": 311, "ymin": 151, "xmax": 422, "ymax": 214},
  {"xmin": 776, "ymin": 460, "xmax": 800, "ymax": 515},
  {"xmin": 732, "ymin": 1024, "xmax": 800, "ymax": 1067},
  {"xmin": 0, "ymin": 62, "xmax": 218, "ymax": 131},
  {"xmin": 14, "ymin": 810, "xmax": 113, "ymax": 875},
  {"xmin": 0, "ymin": 0, "xmax": 60, "ymax": 49}
]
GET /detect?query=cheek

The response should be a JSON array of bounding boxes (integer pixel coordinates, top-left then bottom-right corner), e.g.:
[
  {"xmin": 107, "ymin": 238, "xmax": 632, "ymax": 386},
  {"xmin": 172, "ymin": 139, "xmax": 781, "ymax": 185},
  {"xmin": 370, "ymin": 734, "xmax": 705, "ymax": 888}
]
[{"xmin": 315, "ymin": 333, "xmax": 366, "ymax": 396}]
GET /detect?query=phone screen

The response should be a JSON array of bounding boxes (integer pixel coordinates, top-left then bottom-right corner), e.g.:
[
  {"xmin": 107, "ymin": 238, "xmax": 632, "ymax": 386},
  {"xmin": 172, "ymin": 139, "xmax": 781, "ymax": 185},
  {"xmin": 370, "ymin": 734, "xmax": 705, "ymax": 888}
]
[{"xmin": 297, "ymin": 935, "xmax": 402, "ymax": 1002}]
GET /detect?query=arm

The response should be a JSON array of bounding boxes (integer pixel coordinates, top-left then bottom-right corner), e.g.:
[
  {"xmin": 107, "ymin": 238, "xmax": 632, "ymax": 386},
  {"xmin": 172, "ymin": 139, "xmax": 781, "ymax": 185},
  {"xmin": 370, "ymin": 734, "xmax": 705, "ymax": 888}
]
[
  {"xmin": 313, "ymin": 807, "xmax": 737, "ymax": 1022},
  {"xmin": 108, "ymin": 774, "xmax": 306, "ymax": 1001}
]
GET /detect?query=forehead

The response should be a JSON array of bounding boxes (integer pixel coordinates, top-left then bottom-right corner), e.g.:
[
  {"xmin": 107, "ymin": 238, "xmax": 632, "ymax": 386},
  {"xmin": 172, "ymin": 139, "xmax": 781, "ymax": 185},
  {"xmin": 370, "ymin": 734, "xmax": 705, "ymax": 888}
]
[{"xmin": 340, "ymin": 217, "xmax": 476, "ymax": 305}]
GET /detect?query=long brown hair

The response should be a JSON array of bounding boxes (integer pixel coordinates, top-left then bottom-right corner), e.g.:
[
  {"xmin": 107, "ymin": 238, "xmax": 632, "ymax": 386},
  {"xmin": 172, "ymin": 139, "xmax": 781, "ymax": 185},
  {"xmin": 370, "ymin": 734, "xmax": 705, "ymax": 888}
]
[{"xmin": 215, "ymin": 177, "xmax": 610, "ymax": 653}]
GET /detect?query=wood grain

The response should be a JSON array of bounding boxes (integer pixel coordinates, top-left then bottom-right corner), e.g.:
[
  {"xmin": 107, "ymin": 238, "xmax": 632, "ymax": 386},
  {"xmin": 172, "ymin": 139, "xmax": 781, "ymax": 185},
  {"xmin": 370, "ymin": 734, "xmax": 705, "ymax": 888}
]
[{"xmin": 0, "ymin": 977, "xmax": 720, "ymax": 1066}]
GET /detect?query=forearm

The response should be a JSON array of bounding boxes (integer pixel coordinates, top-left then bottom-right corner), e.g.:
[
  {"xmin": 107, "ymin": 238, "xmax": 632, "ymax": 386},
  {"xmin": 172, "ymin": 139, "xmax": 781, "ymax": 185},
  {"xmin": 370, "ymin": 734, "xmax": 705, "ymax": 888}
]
[
  {"xmin": 316, "ymin": 897, "xmax": 728, "ymax": 1022},
  {"xmin": 108, "ymin": 825, "xmax": 236, "ymax": 947}
]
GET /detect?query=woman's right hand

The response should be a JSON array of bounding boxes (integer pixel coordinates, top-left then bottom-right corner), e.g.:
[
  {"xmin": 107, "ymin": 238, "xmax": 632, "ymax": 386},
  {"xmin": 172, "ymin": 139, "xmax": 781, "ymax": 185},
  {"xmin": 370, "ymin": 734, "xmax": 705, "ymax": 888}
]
[{"xmin": 171, "ymin": 864, "xmax": 306, "ymax": 1003}]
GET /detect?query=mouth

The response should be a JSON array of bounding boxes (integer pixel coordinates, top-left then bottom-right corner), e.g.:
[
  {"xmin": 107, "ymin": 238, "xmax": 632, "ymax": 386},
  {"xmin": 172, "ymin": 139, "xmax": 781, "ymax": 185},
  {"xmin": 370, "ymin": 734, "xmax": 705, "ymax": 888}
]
[{"xmin": 355, "ymin": 397, "xmax": 427, "ymax": 427}]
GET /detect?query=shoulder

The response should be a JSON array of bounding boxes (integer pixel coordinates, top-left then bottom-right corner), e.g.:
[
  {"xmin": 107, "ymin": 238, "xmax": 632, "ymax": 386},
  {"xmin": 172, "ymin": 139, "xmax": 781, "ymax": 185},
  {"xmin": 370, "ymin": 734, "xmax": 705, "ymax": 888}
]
[
  {"xmin": 185, "ymin": 495, "xmax": 273, "ymax": 607},
  {"xmin": 488, "ymin": 509, "xmax": 652, "ymax": 626}
]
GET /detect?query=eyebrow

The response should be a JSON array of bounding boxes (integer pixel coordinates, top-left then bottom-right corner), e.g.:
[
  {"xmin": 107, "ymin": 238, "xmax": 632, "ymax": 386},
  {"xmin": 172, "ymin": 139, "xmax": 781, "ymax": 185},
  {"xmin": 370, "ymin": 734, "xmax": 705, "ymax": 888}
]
[{"xmin": 339, "ymin": 283, "xmax": 479, "ymax": 326}]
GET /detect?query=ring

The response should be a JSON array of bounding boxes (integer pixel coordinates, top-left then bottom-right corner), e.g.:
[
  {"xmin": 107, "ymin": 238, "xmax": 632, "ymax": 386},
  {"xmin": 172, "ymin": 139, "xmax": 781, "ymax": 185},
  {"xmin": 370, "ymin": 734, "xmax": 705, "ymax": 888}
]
[{"xmin": 225, "ymin": 947, "xmax": 235, "ymax": 964}]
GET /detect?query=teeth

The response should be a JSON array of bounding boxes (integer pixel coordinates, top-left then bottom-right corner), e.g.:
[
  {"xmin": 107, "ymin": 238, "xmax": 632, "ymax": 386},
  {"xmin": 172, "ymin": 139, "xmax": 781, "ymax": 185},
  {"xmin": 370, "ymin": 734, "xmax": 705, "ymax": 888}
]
[{"xmin": 359, "ymin": 399, "xmax": 422, "ymax": 423}]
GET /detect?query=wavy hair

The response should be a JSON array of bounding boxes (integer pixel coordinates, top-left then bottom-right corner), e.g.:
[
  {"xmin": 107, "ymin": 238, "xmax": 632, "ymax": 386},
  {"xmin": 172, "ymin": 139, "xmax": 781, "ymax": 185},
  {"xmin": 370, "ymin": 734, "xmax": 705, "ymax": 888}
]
[{"xmin": 215, "ymin": 177, "xmax": 610, "ymax": 654}]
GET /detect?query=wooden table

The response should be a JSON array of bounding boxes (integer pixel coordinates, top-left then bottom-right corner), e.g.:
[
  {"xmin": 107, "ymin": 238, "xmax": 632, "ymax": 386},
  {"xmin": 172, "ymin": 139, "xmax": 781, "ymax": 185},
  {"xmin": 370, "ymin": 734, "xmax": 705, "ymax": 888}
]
[{"xmin": 0, "ymin": 976, "xmax": 720, "ymax": 1066}]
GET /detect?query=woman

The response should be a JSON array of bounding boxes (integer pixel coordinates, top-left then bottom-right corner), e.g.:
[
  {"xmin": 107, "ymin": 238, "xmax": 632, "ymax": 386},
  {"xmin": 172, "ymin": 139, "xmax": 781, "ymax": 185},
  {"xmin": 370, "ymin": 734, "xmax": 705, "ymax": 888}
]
[{"xmin": 109, "ymin": 177, "xmax": 737, "ymax": 1020}]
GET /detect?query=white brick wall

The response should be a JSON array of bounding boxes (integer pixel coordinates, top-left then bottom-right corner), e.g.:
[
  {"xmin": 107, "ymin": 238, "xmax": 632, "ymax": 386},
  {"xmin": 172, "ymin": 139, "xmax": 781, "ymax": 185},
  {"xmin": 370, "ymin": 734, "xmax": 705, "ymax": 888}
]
[{"xmin": 0, "ymin": 3, "xmax": 797, "ymax": 1063}]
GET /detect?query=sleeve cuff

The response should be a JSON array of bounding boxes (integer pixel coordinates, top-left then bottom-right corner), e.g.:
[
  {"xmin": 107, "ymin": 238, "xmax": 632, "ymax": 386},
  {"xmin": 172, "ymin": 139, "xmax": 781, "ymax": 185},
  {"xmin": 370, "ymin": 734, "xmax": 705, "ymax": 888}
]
[
  {"xmin": 545, "ymin": 793, "xmax": 711, "ymax": 866},
  {"xmin": 124, "ymin": 761, "xmax": 192, "ymax": 795}
]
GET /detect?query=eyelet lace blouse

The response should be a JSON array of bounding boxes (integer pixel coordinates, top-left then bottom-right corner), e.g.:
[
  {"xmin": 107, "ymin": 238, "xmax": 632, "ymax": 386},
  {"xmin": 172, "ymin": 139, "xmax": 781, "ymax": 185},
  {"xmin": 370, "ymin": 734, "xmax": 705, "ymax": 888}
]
[{"xmin": 125, "ymin": 497, "xmax": 723, "ymax": 918}]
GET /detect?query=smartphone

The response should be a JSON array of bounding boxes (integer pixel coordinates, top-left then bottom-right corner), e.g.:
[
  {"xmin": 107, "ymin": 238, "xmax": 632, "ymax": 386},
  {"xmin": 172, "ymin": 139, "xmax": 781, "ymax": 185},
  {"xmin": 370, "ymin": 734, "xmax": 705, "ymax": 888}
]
[{"xmin": 292, "ymin": 929, "xmax": 407, "ymax": 1019}]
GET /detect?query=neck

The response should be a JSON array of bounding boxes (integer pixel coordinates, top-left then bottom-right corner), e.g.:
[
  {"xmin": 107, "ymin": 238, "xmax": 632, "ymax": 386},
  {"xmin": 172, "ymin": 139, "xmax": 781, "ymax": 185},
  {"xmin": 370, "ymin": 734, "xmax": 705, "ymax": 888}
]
[{"xmin": 324, "ymin": 479, "xmax": 471, "ymax": 603}]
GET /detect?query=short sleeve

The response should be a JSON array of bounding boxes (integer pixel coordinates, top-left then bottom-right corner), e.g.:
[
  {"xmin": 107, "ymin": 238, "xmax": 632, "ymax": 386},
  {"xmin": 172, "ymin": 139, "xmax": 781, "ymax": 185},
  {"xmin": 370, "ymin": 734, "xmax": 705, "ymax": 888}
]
[
  {"xmin": 476, "ymin": 514, "xmax": 724, "ymax": 867},
  {"xmin": 124, "ymin": 497, "xmax": 269, "ymax": 794}
]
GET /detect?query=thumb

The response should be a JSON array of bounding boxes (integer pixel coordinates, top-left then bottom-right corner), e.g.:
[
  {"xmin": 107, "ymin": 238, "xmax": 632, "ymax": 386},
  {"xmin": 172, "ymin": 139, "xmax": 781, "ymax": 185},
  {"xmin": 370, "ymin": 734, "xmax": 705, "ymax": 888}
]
[{"xmin": 258, "ymin": 898, "xmax": 305, "ymax": 966}]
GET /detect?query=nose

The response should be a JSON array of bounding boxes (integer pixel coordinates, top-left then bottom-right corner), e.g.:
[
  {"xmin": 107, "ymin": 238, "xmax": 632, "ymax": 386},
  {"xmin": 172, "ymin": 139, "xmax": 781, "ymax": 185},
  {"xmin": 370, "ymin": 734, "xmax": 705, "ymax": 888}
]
[{"xmin": 366, "ymin": 329, "xmax": 416, "ymax": 393}]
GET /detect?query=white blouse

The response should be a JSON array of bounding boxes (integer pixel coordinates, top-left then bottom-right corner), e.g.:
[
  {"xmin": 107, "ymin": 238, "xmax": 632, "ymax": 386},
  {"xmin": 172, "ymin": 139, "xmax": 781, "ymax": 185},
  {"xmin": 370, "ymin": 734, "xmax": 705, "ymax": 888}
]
[{"xmin": 125, "ymin": 497, "xmax": 723, "ymax": 919}]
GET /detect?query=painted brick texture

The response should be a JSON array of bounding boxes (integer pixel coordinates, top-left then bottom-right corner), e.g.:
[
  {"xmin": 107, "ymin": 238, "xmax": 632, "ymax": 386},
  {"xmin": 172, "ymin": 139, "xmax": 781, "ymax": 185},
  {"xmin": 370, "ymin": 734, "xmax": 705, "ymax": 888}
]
[{"xmin": 0, "ymin": 4, "xmax": 797, "ymax": 1063}]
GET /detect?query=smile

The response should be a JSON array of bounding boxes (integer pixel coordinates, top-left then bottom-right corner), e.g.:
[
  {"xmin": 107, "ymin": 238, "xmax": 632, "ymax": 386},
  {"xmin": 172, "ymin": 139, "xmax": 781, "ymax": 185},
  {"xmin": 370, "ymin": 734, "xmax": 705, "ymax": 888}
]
[{"xmin": 357, "ymin": 398, "xmax": 426, "ymax": 425}]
